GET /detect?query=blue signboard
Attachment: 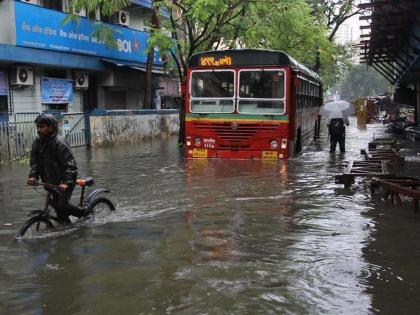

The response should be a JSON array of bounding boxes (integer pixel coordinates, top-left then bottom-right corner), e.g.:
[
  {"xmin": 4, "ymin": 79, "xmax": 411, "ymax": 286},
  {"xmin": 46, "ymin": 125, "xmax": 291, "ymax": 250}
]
[
  {"xmin": 41, "ymin": 77, "xmax": 73, "ymax": 104},
  {"xmin": 14, "ymin": 1, "xmax": 161, "ymax": 65},
  {"xmin": 0, "ymin": 69, "xmax": 8, "ymax": 96}
]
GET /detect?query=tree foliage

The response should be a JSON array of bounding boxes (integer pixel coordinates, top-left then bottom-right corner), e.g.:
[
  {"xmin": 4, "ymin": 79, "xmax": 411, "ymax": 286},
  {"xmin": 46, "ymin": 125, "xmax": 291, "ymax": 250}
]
[
  {"xmin": 307, "ymin": 0, "xmax": 362, "ymax": 41},
  {"xmin": 339, "ymin": 64, "xmax": 389, "ymax": 101},
  {"xmin": 306, "ymin": 0, "xmax": 363, "ymax": 74},
  {"xmin": 71, "ymin": 0, "xmax": 129, "ymax": 15}
]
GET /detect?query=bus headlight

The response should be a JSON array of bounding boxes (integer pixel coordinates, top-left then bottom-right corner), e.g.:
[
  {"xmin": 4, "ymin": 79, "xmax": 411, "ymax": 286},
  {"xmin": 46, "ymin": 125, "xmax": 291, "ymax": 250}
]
[
  {"xmin": 194, "ymin": 137, "xmax": 202, "ymax": 146},
  {"xmin": 281, "ymin": 139, "xmax": 287, "ymax": 149},
  {"xmin": 270, "ymin": 140, "xmax": 278, "ymax": 149},
  {"xmin": 186, "ymin": 136, "xmax": 192, "ymax": 146}
]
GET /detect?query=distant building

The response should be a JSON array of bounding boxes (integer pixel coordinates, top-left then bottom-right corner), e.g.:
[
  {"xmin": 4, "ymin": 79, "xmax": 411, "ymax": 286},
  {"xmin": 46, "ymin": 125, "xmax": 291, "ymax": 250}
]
[
  {"xmin": 334, "ymin": 16, "xmax": 361, "ymax": 64},
  {"xmin": 0, "ymin": 0, "xmax": 178, "ymax": 114},
  {"xmin": 335, "ymin": 23, "xmax": 354, "ymax": 45}
]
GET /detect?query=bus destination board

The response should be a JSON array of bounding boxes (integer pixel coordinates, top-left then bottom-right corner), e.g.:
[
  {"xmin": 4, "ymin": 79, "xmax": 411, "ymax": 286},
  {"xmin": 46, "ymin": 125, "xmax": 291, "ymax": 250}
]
[{"xmin": 200, "ymin": 56, "xmax": 232, "ymax": 67}]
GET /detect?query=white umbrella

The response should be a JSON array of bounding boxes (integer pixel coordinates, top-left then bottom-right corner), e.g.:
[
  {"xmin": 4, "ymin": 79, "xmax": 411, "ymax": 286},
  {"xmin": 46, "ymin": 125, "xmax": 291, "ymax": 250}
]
[{"xmin": 319, "ymin": 100, "xmax": 355, "ymax": 119}]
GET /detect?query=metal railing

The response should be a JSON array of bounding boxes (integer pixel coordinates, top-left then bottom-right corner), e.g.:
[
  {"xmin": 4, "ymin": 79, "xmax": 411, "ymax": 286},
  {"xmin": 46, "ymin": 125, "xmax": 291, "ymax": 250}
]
[
  {"xmin": 0, "ymin": 113, "xmax": 39, "ymax": 161},
  {"xmin": 0, "ymin": 121, "xmax": 11, "ymax": 162},
  {"xmin": 63, "ymin": 112, "xmax": 88, "ymax": 148},
  {"xmin": 0, "ymin": 112, "xmax": 89, "ymax": 162}
]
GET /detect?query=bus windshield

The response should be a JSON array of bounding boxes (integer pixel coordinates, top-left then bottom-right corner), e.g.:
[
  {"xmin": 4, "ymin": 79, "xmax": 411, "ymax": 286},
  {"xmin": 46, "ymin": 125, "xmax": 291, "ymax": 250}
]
[
  {"xmin": 190, "ymin": 70, "xmax": 235, "ymax": 113},
  {"xmin": 238, "ymin": 70, "xmax": 285, "ymax": 114}
]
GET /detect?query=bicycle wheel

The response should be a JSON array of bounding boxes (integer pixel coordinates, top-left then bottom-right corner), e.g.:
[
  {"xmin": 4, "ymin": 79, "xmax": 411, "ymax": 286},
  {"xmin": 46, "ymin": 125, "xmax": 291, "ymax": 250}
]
[
  {"xmin": 16, "ymin": 216, "xmax": 54, "ymax": 238},
  {"xmin": 89, "ymin": 197, "xmax": 115, "ymax": 218}
]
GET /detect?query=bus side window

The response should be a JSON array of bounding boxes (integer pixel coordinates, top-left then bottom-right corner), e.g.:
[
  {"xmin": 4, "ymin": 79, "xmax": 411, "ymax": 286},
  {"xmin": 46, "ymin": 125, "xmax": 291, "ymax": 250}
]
[
  {"xmin": 298, "ymin": 80, "xmax": 302, "ymax": 111},
  {"xmin": 298, "ymin": 93, "xmax": 301, "ymax": 112},
  {"xmin": 306, "ymin": 81, "xmax": 310, "ymax": 109},
  {"xmin": 310, "ymin": 84, "xmax": 314, "ymax": 107},
  {"xmin": 278, "ymin": 73, "xmax": 284, "ymax": 97},
  {"xmin": 303, "ymin": 81, "xmax": 306, "ymax": 111}
]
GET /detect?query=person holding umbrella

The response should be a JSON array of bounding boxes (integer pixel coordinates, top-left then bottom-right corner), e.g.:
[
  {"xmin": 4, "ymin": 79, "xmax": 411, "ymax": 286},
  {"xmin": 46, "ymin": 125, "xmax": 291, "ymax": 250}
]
[
  {"xmin": 328, "ymin": 116, "xmax": 349, "ymax": 153},
  {"xmin": 319, "ymin": 101, "xmax": 354, "ymax": 154}
]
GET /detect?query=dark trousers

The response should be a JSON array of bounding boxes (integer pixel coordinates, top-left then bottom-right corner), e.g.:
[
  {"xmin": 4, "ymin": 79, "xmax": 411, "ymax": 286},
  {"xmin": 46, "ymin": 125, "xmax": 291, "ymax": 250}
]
[
  {"xmin": 330, "ymin": 135, "xmax": 345, "ymax": 153},
  {"xmin": 48, "ymin": 186, "xmax": 82, "ymax": 221}
]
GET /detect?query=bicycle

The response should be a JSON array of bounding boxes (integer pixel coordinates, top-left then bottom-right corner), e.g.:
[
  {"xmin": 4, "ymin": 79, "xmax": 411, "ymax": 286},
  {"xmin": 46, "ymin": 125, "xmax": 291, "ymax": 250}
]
[{"xmin": 16, "ymin": 177, "xmax": 115, "ymax": 238}]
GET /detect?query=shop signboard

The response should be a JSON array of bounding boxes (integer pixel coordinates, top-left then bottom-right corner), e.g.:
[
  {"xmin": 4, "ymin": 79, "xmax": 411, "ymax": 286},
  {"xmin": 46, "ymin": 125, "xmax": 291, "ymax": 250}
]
[{"xmin": 14, "ymin": 1, "xmax": 162, "ymax": 64}]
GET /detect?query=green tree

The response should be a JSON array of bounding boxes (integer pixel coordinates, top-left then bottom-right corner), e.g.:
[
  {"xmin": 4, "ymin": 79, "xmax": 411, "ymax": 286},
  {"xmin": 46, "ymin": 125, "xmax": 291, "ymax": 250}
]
[
  {"xmin": 339, "ymin": 64, "xmax": 389, "ymax": 100},
  {"xmin": 306, "ymin": 0, "xmax": 363, "ymax": 73},
  {"xmin": 308, "ymin": 0, "xmax": 362, "ymax": 42}
]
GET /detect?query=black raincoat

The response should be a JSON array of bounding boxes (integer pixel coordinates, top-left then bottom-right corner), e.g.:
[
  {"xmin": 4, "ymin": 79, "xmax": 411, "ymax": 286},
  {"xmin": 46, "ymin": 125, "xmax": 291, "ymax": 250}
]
[{"xmin": 29, "ymin": 133, "xmax": 78, "ymax": 186}]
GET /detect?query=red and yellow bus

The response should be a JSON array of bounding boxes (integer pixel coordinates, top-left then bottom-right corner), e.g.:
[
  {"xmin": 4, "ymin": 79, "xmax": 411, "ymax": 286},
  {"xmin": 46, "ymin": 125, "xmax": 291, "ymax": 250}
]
[{"xmin": 184, "ymin": 49, "xmax": 322, "ymax": 160}]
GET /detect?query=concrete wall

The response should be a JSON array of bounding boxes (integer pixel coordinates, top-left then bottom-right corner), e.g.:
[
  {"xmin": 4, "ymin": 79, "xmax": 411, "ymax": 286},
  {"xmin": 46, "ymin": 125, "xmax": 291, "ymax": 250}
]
[{"xmin": 90, "ymin": 112, "xmax": 179, "ymax": 147}]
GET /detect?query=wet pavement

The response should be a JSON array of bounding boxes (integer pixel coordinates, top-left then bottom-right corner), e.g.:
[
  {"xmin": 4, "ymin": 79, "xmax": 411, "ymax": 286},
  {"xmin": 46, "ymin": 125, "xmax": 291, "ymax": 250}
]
[{"xmin": 2, "ymin": 119, "xmax": 420, "ymax": 314}]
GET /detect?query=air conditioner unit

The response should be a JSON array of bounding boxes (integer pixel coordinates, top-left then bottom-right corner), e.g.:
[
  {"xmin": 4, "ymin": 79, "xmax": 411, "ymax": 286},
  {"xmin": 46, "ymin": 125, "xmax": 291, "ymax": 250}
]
[
  {"xmin": 21, "ymin": 0, "xmax": 41, "ymax": 5},
  {"xmin": 73, "ymin": 72, "xmax": 89, "ymax": 89},
  {"xmin": 11, "ymin": 66, "xmax": 34, "ymax": 86},
  {"xmin": 114, "ymin": 10, "xmax": 130, "ymax": 27}
]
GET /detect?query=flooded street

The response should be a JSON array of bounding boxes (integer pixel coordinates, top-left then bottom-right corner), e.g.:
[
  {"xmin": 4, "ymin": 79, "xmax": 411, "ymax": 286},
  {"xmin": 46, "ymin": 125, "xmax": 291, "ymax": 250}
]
[{"xmin": 2, "ymin": 120, "xmax": 420, "ymax": 314}]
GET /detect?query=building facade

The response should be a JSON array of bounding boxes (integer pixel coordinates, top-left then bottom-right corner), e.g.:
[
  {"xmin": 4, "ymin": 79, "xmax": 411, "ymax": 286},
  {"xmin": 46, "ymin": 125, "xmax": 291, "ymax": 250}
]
[{"xmin": 0, "ymin": 0, "xmax": 176, "ymax": 117}]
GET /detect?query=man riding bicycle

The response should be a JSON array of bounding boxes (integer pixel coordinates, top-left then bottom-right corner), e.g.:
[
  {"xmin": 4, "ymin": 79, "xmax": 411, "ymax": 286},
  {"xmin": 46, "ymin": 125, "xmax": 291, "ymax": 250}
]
[{"xmin": 27, "ymin": 114, "xmax": 86, "ymax": 223}]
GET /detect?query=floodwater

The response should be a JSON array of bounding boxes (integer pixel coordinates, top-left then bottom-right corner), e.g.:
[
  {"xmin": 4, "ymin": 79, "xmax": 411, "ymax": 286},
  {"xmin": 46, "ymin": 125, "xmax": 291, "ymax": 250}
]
[{"xmin": 2, "ymin": 119, "xmax": 420, "ymax": 314}]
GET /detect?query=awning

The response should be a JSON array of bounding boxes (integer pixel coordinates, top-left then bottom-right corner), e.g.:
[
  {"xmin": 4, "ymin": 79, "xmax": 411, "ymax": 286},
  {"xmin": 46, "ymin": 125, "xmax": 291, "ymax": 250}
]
[
  {"xmin": 101, "ymin": 58, "xmax": 168, "ymax": 75},
  {"xmin": 130, "ymin": 66, "xmax": 167, "ymax": 75}
]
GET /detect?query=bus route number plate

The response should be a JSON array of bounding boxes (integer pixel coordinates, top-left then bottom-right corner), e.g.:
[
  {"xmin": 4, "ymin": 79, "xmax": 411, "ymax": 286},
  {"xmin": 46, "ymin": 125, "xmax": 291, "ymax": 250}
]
[
  {"xmin": 193, "ymin": 148, "xmax": 208, "ymax": 158},
  {"xmin": 262, "ymin": 151, "xmax": 278, "ymax": 160}
]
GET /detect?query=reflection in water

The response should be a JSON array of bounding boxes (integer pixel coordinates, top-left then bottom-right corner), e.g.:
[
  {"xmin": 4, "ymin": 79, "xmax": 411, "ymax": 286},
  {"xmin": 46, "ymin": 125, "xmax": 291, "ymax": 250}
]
[
  {"xmin": 362, "ymin": 179, "xmax": 420, "ymax": 313},
  {"xmin": 2, "ymin": 120, "xmax": 420, "ymax": 313}
]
